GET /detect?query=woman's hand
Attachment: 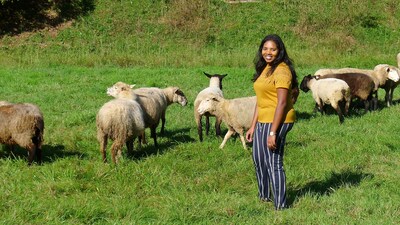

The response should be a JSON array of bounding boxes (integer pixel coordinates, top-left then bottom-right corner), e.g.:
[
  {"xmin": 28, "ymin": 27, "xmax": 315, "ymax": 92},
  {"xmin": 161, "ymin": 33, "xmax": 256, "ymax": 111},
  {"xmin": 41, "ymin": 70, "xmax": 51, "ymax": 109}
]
[
  {"xmin": 267, "ymin": 135, "xmax": 276, "ymax": 150},
  {"xmin": 246, "ymin": 127, "xmax": 254, "ymax": 142}
]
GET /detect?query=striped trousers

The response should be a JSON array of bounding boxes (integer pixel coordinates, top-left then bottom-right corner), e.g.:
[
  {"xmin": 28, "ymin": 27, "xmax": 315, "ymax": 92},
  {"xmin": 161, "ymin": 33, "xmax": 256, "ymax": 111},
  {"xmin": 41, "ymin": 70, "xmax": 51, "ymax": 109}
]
[{"xmin": 252, "ymin": 122, "xmax": 293, "ymax": 210}]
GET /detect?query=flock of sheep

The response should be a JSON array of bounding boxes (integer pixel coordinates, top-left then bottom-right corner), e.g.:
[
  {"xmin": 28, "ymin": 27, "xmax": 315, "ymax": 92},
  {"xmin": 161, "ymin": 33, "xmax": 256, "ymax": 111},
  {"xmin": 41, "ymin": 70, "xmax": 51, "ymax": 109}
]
[{"xmin": 1, "ymin": 53, "xmax": 400, "ymax": 165}]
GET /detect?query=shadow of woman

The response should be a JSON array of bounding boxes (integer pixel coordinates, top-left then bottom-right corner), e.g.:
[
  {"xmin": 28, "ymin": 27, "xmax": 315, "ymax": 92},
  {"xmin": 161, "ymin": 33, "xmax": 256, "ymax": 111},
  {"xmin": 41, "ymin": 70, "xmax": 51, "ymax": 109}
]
[{"xmin": 287, "ymin": 169, "xmax": 373, "ymax": 207}]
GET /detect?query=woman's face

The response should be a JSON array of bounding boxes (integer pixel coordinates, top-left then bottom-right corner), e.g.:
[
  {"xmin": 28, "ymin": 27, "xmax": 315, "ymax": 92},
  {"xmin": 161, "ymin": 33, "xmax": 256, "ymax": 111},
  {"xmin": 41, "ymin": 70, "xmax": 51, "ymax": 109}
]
[{"xmin": 262, "ymin": 40, "xmax": 279, "ymax": 64}]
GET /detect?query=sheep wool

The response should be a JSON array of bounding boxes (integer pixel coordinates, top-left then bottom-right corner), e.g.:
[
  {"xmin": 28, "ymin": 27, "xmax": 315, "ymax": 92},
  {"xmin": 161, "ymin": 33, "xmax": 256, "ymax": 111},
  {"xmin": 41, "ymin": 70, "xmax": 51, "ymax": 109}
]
[
  {"xmin": 0, "ymin": 102, "xmax": 44, "ymax": 165},
  {"xmin": 197, "ymin": 95, "xmax": 256, "ymax": 149}
]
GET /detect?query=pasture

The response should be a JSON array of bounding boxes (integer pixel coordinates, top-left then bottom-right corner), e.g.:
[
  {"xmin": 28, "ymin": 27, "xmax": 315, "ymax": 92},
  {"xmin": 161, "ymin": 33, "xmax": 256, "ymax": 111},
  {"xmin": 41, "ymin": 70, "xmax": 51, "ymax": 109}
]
[
  {"xmin": 0, "ymin": 65, "xmax": 399, "ymax": 224},
  {"xmin": 1, "ymin": 0, "xmax": 400, "ymax": 224}
]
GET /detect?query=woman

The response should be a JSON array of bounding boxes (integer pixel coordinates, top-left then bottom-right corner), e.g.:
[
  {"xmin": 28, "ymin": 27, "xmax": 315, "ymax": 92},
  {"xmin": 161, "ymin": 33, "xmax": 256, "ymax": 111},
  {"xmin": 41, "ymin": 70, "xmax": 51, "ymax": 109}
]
[{"xmin": 245, "ymin": 34, "xmax": 298, "ymax": 210}]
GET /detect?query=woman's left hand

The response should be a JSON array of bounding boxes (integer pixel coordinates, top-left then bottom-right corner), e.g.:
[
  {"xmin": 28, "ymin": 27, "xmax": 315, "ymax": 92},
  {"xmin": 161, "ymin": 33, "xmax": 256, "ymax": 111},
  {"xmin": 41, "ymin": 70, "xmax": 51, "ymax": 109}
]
[{"xmin": 267, "ymin": 135, "xmax": 277, "ymax": 150}]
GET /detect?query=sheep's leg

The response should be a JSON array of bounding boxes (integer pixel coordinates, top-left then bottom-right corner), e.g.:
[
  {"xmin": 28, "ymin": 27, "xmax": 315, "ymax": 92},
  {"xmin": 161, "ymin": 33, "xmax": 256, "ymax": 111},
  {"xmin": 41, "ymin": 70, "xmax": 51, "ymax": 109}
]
[
  {"xmin": 239, "ymin": 133, "xmax": 247, "ymax": 150},
  {"xmin": 384, "ymin": 89, "xmax": 391, "ymax": 107},
  {"xmin": 333, "ymin": 101, "xmax": 344, "ymax": 124},
  {"xmin": 363, "ymin": 100, "xmax": 370, "ymax": 113},
  {"xmin": 389, "ymin": 88, "xmax": 395, "ymax": 107},
  {"xmin": 150, "ymin": 126, "xmax": 158, "ymax": 147},
  {"xmin": 215, "ymin": 116, "xmax": 222, "ymax": 137},
  {"xmin": 205, "ymin": 116, "xmax": 210, "ymax": 135},
  {"xmin": 344, "ymin": 99, "xmax": 350, "ymax": 116},
  {"xmin": 100, "ymin": 135, "xmax": 108, "ymax": 163},
  {"xmin": 219, "ymin": 129, "xmax": 235, "ymax": 149},
  {"xmin": 160, "ymin": 110, "xmax": 166, "ymax": 134},
  {"xmin": 126, "ymin": 138, "xmax": 134, "ymax": 156},
  {"xmin": 26, "ymin": 143, "xmax": 36, "ymax": 166},
  {"xmin": 195, "ymin": 113, "xmax": 203, "ymax": 142},
  {"xmin": 110, "ymin": 141, "xmax": 123, "ymax": 164}
]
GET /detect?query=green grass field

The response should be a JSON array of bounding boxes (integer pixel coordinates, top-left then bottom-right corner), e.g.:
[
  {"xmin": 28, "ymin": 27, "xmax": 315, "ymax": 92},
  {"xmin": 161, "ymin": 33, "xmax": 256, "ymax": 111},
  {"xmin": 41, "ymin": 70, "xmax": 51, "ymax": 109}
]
[{"xmin": 1, "ymin": 0, "xmax": 400, "ymax": 224}]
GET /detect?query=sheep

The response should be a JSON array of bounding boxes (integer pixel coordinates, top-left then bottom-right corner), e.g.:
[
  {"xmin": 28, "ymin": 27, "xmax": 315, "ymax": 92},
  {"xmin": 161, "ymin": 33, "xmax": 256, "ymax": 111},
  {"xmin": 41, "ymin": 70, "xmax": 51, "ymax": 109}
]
[
  {"xmin": 376, "ymin": 64, "xmax": 400, "ymax": 107},
  {"xmin": 300, "ymin": 75, "xmax": 351, "ymax": 123},
  {"xmin": 194, "ymin": 72, "xmax": 227, "ymax": 142},
  {"xmin": 197, "ymin": 95, "xmax": 256, "ymax": 149},
  {"xmin": 397, "ymin": 52, "xmax": 400, "ymax": 68},
  {"xmin": 314, "ymin": 65, "xmax": 400, "ymax": 108},
  {"xmin": 315, "ymin": 72, "xmax": 376, "ymax": 112},
  {"xmin": 0, "ymin": 102, "xmax": 44, "ymax": 165},
  {"xmin": 97, "ymin": 83, "xmax": 145, "ymax": 164},
  {"xmin": 107, "ymin": 82, "xmax": 188, "ymax": 147}
]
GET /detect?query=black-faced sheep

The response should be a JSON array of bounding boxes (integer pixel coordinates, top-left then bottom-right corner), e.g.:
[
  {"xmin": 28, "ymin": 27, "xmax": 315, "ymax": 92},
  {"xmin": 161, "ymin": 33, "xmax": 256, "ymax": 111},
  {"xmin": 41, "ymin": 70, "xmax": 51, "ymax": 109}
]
[
  {"xmin": 315, "ymin": 73, "xmax": 376, "ymax": 112},
  {"xmin": 0, "ymin": 101, "xmax": 44, "ymax": 165},
  {"xmin": 300, "ymin": 75, "xmax": 351, "ymax": 123},
  {"xmin": 107, "ymin": 82, "xmax": 188, "ymax": 147},
  {"xmin": 197, "ymin": 95, "xmax": 256, "ymax": 149},
  {"xmin": 97, "ymin": 82, "xmax": 145, "ymax": 163},
  {"xmin": 194, "ymin": 72, "xmax": 227, "ymax": 142}
]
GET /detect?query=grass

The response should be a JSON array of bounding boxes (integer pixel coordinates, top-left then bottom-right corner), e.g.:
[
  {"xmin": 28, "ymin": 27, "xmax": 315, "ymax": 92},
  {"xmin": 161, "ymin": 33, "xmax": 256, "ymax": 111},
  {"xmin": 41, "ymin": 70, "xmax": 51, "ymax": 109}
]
[
  {"xmin": 0, "ymin": 0, "xmax": 400, "ymax": 224},
  {"xmin": 0, "ymin": 66, "xmax": 400, "ymax": 224}
]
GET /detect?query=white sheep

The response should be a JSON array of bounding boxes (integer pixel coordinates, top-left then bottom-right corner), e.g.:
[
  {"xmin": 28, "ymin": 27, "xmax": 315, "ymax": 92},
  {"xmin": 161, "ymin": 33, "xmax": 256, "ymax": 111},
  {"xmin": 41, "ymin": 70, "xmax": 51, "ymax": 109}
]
[
  {"xmin": 107, "ymin": 82, "xmax": 188, "ymax": 146},
  {"xmin": 97, "ymin": 82, "xmax": 145, "ymax": 163},
  {"xmin": 0, "ymin": 101, "xmax": 44, "ymax": 165},
  {"xmin": 194, "ymin": 72, "xmax": 227, "ymax": 142},
  {"xmin": 197, "ymin": 95, "xmax": 256, "ymax": 149},
  {"xmin": 300, "ymin": 75, "xmax": 351, "ymax": 123}
]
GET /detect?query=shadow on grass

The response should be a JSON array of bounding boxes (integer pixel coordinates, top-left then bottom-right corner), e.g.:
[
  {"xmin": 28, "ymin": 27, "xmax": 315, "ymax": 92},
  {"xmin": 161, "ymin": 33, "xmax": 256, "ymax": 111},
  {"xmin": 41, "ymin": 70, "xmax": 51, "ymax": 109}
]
[
  {"xmin": 129, "ymin": 127, "xmax": 195, "ymax": 160},
  {"xmin": 287, "ymin": 169, "xmax": 373, "ymax": 207},
  {"xmin": 0, "ymin": 143, "xmax": 85, "ymax": 164},
  {"xmin": 41, "ymin": 144, "xmax": 87, "ymax": 163}
]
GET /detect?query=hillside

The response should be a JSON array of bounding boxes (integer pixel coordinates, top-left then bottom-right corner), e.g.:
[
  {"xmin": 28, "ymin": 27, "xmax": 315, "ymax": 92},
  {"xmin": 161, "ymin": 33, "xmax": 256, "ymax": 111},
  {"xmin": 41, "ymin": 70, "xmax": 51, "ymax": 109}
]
[{"xmin": 0, "ymin": 0, "xmax": 399, "ymax": 69}]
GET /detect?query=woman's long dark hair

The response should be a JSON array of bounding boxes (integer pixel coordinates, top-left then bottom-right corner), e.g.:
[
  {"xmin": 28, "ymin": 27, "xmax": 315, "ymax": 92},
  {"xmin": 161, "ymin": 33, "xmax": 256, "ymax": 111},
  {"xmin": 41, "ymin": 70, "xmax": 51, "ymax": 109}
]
[{"xmin": 252, "ymin": 34, "xmax": 298, "ymax": 89}]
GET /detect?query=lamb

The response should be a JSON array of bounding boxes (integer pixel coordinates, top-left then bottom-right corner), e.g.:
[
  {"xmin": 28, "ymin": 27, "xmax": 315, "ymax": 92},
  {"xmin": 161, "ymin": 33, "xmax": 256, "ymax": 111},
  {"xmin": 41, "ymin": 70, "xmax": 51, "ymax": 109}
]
[
  {"xmin": 300, "ymin": 75, "xmax": 351, "ymax": 123},
  {"xmin": 107, "ymin": 82, "xmax": 188, "ymax": 147},
  {"xmin": 197, "ymin": 95, "xmax": 256, "ymax": 149},
  {"xmin": 97, "ymin": 82, "xmax": 145, "ymax": 163},
  {"xmin": 194, "ymin": 72, "xmax": 227, "ymax": 142},
  {"xmin": 315, "ymin": 72, "xmax": 376, "ymax": 112},
  {"xmin": 0, "ymin": 101, "xmax": 44, "ymax": 165}
]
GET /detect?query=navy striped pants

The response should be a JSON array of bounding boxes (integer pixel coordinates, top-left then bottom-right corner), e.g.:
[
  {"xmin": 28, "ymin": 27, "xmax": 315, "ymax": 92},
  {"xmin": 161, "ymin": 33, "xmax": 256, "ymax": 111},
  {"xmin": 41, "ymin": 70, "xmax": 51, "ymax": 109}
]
[{"xmin": 252, "ymin": 122, "xmax": 293, "ymax": 210}]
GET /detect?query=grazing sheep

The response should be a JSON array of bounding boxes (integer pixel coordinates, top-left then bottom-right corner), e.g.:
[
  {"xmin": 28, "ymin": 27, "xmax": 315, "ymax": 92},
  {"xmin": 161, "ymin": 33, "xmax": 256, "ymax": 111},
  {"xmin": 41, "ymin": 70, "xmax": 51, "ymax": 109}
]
[
  {"xmin": 316, "ymin": 73, "xmax": 376, "ymax": 112},
  {"xmin": 98, "ymin": 82, "xmax": 145, "ymax": 163},
  {"xmin": 315, "ymin": 65, "xmax": 400, "ymax": 108},
  {"xmin": 371, "ymin": 64, "xmax": 400, "ymax": 107},
  {"xmin": 300, "ymin": 75, "xmax": 351, "ymax": 123},
  {"xmin": 107, "ymin": 82, "xmax": 188, "ymax": 147},
  {"xmin": 133, "ymin": 86, "xmax": 188, "ymax": 145},
  {"xmin": 0, "ymin": 102, "xmax": 44, "ymax": 165},
  {"xmin": 197, "ymin": 95, "xmax": 256, "ymax": 149},
  {"xmin": 194, "ymin": 72, "xmax": 227, "ymax": 142}
]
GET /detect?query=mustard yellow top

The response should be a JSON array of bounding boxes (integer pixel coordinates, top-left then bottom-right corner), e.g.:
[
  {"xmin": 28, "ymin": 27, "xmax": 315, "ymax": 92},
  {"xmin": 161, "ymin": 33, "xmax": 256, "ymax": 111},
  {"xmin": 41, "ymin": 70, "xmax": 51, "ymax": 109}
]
[{"xmin": 253, "ymin": 62, "xmax": 296, "ymax": 123}]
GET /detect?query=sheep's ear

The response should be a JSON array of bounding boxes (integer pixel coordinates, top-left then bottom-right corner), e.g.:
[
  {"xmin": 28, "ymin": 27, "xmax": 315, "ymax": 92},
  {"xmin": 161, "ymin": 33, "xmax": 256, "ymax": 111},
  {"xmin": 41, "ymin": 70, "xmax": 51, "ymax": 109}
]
[
  {"xmin": 175, "ymin": 88, "xmax": 184, "ymax": 95},
  {"xmin": 130, "ymin": 84, "xmax": 136, "ymax": 89},
  {"xmin": 315, "ymin": 75, "xmax": 321, "ymax": 80}
]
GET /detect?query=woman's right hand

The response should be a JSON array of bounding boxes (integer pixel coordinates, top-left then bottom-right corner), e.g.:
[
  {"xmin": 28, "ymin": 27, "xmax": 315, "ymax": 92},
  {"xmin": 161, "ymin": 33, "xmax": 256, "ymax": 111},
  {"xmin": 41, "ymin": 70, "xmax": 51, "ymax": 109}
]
[{"xmin": 245, "ymin": 127, "xmax": 254, "ymax": 142}]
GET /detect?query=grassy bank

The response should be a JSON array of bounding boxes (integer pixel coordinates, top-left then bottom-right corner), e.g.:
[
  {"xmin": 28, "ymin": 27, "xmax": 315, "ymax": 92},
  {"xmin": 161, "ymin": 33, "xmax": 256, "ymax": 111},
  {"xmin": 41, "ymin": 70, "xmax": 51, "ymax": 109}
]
[{"xmin": 0, "ymin": 0, "xmax": 399, "ymax": 68}]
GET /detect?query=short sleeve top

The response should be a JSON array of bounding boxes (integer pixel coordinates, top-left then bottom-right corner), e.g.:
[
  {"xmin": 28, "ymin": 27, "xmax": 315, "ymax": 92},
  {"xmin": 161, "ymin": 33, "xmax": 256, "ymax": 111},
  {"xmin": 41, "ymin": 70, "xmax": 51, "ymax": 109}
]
[{"xmin": 253, "ymin": 62, "xmax": 296, "ymax": 123}]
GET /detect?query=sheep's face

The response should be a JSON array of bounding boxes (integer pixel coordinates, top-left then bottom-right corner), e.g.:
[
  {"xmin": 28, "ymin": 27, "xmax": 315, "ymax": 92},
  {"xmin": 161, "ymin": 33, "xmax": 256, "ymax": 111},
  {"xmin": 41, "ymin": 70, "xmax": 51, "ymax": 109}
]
[
  {"xmin": 300, "ymin": 75, "xmax": 312, "ymax": 92},
  {"xmin": 173, "ymin": 89, "xmax": 188, "ymax": 106},
  {"xmin": 197, "ymin": 97, "xmax": 217, "ymax": 115},
  {"xmin": 107, "ymin": 82, "xmax": 135, "ymax": 98},
  {"xmin": 387, "ymin": 68, "xmax": 399, "ymax": 82}
]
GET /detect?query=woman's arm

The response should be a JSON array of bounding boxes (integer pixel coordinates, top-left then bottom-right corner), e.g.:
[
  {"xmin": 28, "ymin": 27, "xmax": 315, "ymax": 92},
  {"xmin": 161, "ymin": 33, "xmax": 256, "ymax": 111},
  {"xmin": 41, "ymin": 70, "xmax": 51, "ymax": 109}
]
[{"xmin": 268, "ymin": 88, "xmax": 288, "ymax": 150}]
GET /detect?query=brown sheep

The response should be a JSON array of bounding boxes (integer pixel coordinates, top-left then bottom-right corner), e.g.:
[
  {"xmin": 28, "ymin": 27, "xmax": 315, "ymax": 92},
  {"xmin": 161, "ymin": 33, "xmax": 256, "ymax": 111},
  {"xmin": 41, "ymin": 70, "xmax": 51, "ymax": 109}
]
[{"xmin": 0, "ymin": 101, "xmax": 44, "ymax": 165}]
